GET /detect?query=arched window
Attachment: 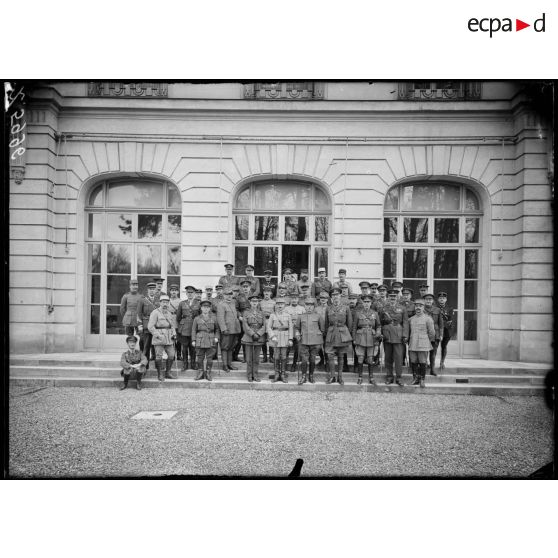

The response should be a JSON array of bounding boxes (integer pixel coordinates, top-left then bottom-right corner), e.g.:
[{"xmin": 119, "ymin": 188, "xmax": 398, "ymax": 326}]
[
  {"xmin": 383, "ymin": 182, "xmax": 483, "ymax": 357},
  {"xmin": 85, "ymin": 179, "xmax": 181, "ymax": 347},
  {"xmin": 233, "ymin": 180, "xmax": 331, "ymax": 281}
]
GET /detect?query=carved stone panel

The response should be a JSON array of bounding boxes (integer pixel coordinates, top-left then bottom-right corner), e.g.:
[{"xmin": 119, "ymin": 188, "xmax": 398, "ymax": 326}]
[
  {"xmin": 87, "ymin": 82, "xmax": 168, "ymax": 97},
  {"xmin": 244, "ymin": 82, "xmax": 324, "ymax": 100},
  {"xmin": 398, "ymin": 82, "xmax": 482, "ymax": 100}
]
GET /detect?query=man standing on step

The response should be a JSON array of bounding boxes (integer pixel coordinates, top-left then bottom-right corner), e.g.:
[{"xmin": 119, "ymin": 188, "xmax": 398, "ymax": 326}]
[
  {"xmin": 260, "ymin": 269, "xmax": 277, "ymax": 298},
  {"xmin": 136, "ymin": 282, "xmax": 158, "ymax": 369},
  {"xmin": 219, "ymin": 263, "xmax": 239, "ymax": 290},
  {"xmin": 285, "ymin": 292, "xmax": 305, "ymax": 374},
  {"xmin": 324, "ymin": 288, "xmax": 353, "ymax": 385},
  {"xmin": 241, "ymin": 294, "xmax": 266, "ymax": 382},
  {"xmin": 176, "ymin": 286, "xmax": 200, "ymax": 372},
  {"xmin": 403, "ymin": 299, "xmax": 435, "ymax": 388},
  {"xmin": 399, "ymin": 287, "xmax": 415, "ymax": 367},
  {"xmin": 294, "ymin": 298, "xmax": 325, "ymax": 384},
  {"xmin": 119, "ymin": 335, "xmax": 147, "ymax": 390},
  {"xmin": 437, "ymin": 292, "xmax": 454, "ymax": 371},
  {"xmin": 380, "ymin": 289, "xmax": 408, "ymax": 387},
  {"xmin": 267, "ymin": 298, "xmax": 293, "ymax": 383},
  {"xmin": 352, "ymin": 295, "xmax": 382, "ymax": 385},
  {"xmin": 168, "ymin": 284, "xmax": 182, "ymax": 361},
  {"xmin": 259, "ymin": 286, "xmax": 276, "ymax": 363},
  {"xmin": 216, "ymin": 287, "xmax": 242, "ymax": 372},
  {"xmin": 333, "ymin": 268, "xmax": 353, "ymax": 295},
  {"xmin": 234, "ymin": 280, "xmax": 252, "ymax": 362},
  {"xmin": 423, "ymin": 293, "xmax": 443, "ymax": 376},
  {"xmin": 120, "ymin": 278, "xmax": 142, "ymax": 338},
  {"xmin": 311, "ymin": 267, "xmax": 332, "ymax": 298},
  {"xmin": 148, "ymin": 294, "xmax": 177, "ymax": 382},
  {"xmin": 191, "ymin": 299, "xmax": 220, "ymax": 381},
  {"xmin": 242, "ymin": 264, "xmax": 261, "ymax": 297}
]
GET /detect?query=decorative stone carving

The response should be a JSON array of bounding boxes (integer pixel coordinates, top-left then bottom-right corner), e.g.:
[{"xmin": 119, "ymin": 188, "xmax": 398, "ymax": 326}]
[
  {"xmin": 398, "ymin": 82, "xmax": 482, "ymax": 100},
  {"xmin": 11, "ymin": 166, "xmax": 25, "ymax": 184},
  {"xmin": 244, "ymin": 82, "xmax": 324, "ymax": 100},
  {"xmin": 87, "ymin": 82, "xmax": 168, "ymax": 97}
]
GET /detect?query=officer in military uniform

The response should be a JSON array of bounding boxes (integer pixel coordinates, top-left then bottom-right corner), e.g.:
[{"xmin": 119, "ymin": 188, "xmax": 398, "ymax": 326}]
[
  {"xmin": 153, "ymin": 277, "xmax": 167, "ymax": 306},
  {"xmin": 399, "ymin": 287, "xmax": 415, "ymax": 366},
  {"xmin": 216, "ymin": 287, "xmax": 242, "ymax": 372},
  {"xmin": 242, "ymin": 264, "xmax": 261, "ymax": 297},
  {"xmin": 371, "ymin": 284, "xmax": 388, "ymax": 365},
  {"xmin": 191, "ymin": 299, "xmax": 220, "ymax": 381},
  {"xmin": 298, "ymin": 283, "xmax": 311, "ymax": 305},
  {"xmin": 136, "ymin": 282, "xmax": 158, "ymax": 369},
  {"xmin": 259, "ymin": 286, "xmax": 276, "ymax": 363},
  {"xmin": 403, "ymin": 298, "xmax": 435, "ymax": 387},
  {"xmin": 282, "ymin": 268, "xmax": 299, "ymax": 298},
  {"xmin": 423, "ymin": 293, "xmax": 444, "ymax": 376},
  {"xmin": 324, "ymin": 288, "xmax": 353, "ymax": 385},
  {"xmin": 346, "ymin": 293, "xmax": 360, "ymax": 372},
  {"xmin": 219, "ymin": 263, "xmax": 239, "ymax": 289},
  {"xmin": 437, "ymin": 291, "xmax": 454, "ymax": 370},
  {"xmin": 168, "ymin": 283, "xmax": 181, "ymax": 360},
  {"xmin": 316, "ymin": 291, "xmax": 330, "ymax": 368},
  {"xmin": 294, "ymin": 298, "xmax": 325, "ymax": 384},
  {"xmin": 148, "ymin": 294, "xmax": 177, "ymax": 381},
  {"xmin": 275, "ymin": 282, "xmax": 291, "ymax": 305},
  {"xmin": 211, "ymin": 284, "xmax": 225, "ymax": 313},
  {"xmin": 352, "ymin": 295, "xmax": 382, "ymax": 385},
  {"xmin": 418, "ymin": 284, "xmax": 430, "ymax": 301},
  {"xmin": 260, "ymin": 269, "xmax": 277, "ymax": 298},
  {"xmin": 285, "ymin": 292, "xmax": 305, "ymax": 373},
  {"xmin": 356, "ymin": 281, "xmax": 371, "ymax": 309},
  {"xmin": 120, "ymin": 278, "xmax": 142, "ymax": 337},
  {"xmin": 391, "ymin": 281, "xmax": 403, "ymax": 299},
  {"xmin": 119, "ymin": 335, "xmax": 148, "ymax": 390},
  {"xmin": 233, "ymin": 280, "xmax": 252, "ymax": 362},
  {"xmin": 176, "ymin": 286, "xmax": 200, "ymax": 371},
  {"xmin": 297, "ymin": 269, "xmax": 312, "ymax": 295},
  {"xmin": 333, "ymin": 269, "xmax": 353, "ymax": 295},
  {"xmin": 380, "ymin": 289, "xmax": 408, "ymax": 386},
  {"xmin": 311, "ymin": 267, "xmax": 332, "ymax": 298},
  {"xmin": 241, "ymin": 294, "xmax": 266, "ymax": 382},
  {"xmin": 267, "ymin": 298, "xmax": 293, "ymax": 383}
]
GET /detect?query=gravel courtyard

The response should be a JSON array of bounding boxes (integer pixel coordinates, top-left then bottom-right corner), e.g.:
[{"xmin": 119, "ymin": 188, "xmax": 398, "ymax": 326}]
[{"xmin": 9, "ymin": 386, "xmax": 553, "ymax": 478}]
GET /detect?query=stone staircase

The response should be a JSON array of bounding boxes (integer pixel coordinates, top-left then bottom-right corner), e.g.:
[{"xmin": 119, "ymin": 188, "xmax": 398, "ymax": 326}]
[{"xmin": 9, "ymin": 353, "xmax": 551, "ymax": 396}]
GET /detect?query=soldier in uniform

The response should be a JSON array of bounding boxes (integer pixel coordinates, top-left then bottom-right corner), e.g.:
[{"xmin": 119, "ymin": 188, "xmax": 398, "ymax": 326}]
[
  {"xmin": 219, "ymin": 263, "xmax": 239, "ymax": 290},
  {"xmin": 294, "ymin": 298, "xmax": 325, "ymax": 384},
  {"xmin": 259, "ymin": 286, "xmax": 276, "ymax": 363},
  {"xmin": 403, "ymin": 299, "xmax": 435, "ymax": 388},
  {"xmin": 437, "ymin": 292, "xmax": 454, "ymax": 370},
  {"xmin": 260, "ymin": 269, "xmax": 277, "ymax": 298},
  {"xmin": 356, "ymin": 281, "xmax": 371, "ymax": 309},
  {"xmin": 371, "ymin": 284, "xmax": 388, "ymax": 365},
  {"xmin": 282, "ymin": 268, "xmax": 299, "ymax": 298},
  {"xmin": 216, "ymin": 287, "xmax": 242, "ymax": 372},
  {"xmin": 340, "ymin": 285, "xmax": 350, "ymax": 307},
  {"xmin": 233, "ymin": 280, "xmax": 252, "ymax": 362},
  {"xmin": 241, "ymin": 294, "xmax": 266, "ymax": 382},
  {"xmin": 369, "ymin": 282, "xmax": 380, "ymax": 301},
  {"xmin": 346, "ymin": 293, "xmax": 360, "ymax": 372},
  {"xmin": 418, "ymin": 284, "xmax": 430, "ymax": 301},
  {"xmin": 195, "ymin": 289, "xmax": 203, "ymax": 302},
  {"xmin": 324, "ymin": 288, "xmax": 353, "ymax": 385},
  {"xmin": 333, "ymin": 269, "xmax": 353, "ymax": 295},
  {"xmin": 275, "ymin": 282, "xmax": 291, "ymax": 305},
  {"xmin": 168, "ymin": 283, "xmax": 181, "ymax": 360},
  {"xmin": 391, "ymin": 281, "xmax": 403, "ymax": 299},
  {"xmin": 316, "ymin": 291, "xmax": 330, "ymax": 369},
  {"xmin": 311, "ymin": 267, "xmax": 332, "ymax": 298},
  {"xmin": 120, "ymin": 278, "xmax": 142, "ymax": 337},
  {"xmin": 153, "ymin": 277, "xmax": 166, "ymax": 306},
  {"xmin": 241, "ymin": 264, "xmax": 261, "ymax": 297},
  {"xmin": 203, "ymin": 284, "xmax": 214, "ymax": 301},
  {"xmin": 352, "ymin": 295, "xmax": 382, "ymax": 385},
  {"xmin": 191, "ymin": 299, "xmax": 220, "ymax": 381},
  {"xmin": 136, "ymin": 282, "xmax": 158, "ymax": 369},
  {"xmin": 297, "ymin": 269, "xmax": 312, "ymax": 296},
  {"xmin": 119, "ymin": 335, "xmax": 148, "ymax": 390},
  {"xmin": 298, "ymin": 283, "xmax": 311, "ymax": 305},
  {"xmin": 285, "ymin": 292, "xmax": 305, "ymax": 373},
  {"xmin": 176, "ymin": 286, "xmax": 200, "ymax": 371},
  {"xmin": 148, "ymin": 294, "xmax": 177, "ymax": 381},
  {"xmin": 380, "ymin": 289, "xmax": 408, "ymax": 386},
  {"xmin": 423, "ymin": 293, "xmax": 443, "ymax": 376},
  {"xmin": 399, "ymin": 287, "xmax": 415, "ymax": 366},
  {"xmin": 267, "ymin": 298, "xmax": 293, "ymax": 383}
]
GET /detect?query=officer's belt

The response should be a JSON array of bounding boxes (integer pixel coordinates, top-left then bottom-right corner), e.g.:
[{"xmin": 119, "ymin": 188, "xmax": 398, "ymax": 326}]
[
  {"xmin": 357, "ymin": 327, "xmax": 373, "ymax": 331},
  {"xmin": 154, "ymin": 326, "xmax": 171, "ymax": 329},
  {"xmin": 274, "ymin": 327, "xmax": 289, "ymax": 331}
]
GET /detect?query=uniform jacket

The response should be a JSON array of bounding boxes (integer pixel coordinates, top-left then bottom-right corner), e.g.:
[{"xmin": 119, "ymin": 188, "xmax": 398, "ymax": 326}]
[
  {"xmin": 380, "ymin": 302, "xmax": 408, "ymax": 343},
  {"xmin": 168, "ymin": 298, "xmax": 181, "ymax": 327},
  {"xmin": 191, "ymin": 313, "xmax": 220, "ymax": 349},
  {"xmin": 373, "ymin": 297, "xmax": 388, "ymax": 314},
  {"xmin": 176, "ymin": 298, "xmax": 200, "ymax": 336},
  {"xmin": 148, "ymin": 307, "xmax": 176, "ymax": 345},
  {"xmin": 438, "ymin": 305, "xmax": 455, "ymax": 334},
  {"xmin": 211, "ymin": 295, "xmax": 224, "ymax": 313},
  {"xmin": 297, "ymin": 280, "xmax": 312, "ymax": 296},
  {"xmin": 352, "ymin": 308, "xmax": 381, "ymax": 347},
  {"xmin": 404, "ymin": 313, "xmax": 435, "ymax": 351},
  {"xmin": 240, "ymin": 276, "xmax": 261, "ymax": 297},
  {"xmin": 136, "ymin": 296, "xmax": 158, "ymax": 328},
  {"xmin": 295, "ymin": 311, "xmax": 325, "ymax": 346},
  {"xmin": 285, "ymin": 304, "xmax": 305, "ymax": 321},
  {"xmin": 236, "ymin": 293, "xmax": 251, "ymax": 314},
  {"xmin": 267, "ymin": 311, "xmax": 293, "ymax": 348},
  {"xmin": 325, "ymin": 303, "xmax": 353, "ymax": 345},
  {"xmin": 241, "ymin": 309, "xmax": 267, "ymax": 345},
  {"xmin": 284, "ymin": 280, "xmax": 299, "ymax": 297},
  {"xmin": 333, "ymin": 280, "xmax": 353, "ymax": 294},
  {"xmin": 218, "ymin": 274, "xmax": 240, "ymax": 289},
  {"xmin": 424, "ymin": 305, "xmax": 444, "ymax": 340},
  {"xmin": 311, "ymin": 278, "xmax": 332, "ymax": 298},
  {"xmin": 260, "ymin": 279, "xmax": 277, "ymax": 298},
  {"xmin": 153, "ymin": 290, "xmax": 167, "ymax": 307},
  {"xmin": 120, "ymin": 292, "xmax": 142, "ymax": 327},
  {"xmin": 216, "ymin": 300, "xmax": 242, "ymax": 334},
  {"xmin": 120, "ymin": 349, "xmax": 147, "ymax": 373},
  {"xmin": 259, "ymin": 298, "xmax": 276, "ymax": 319},
  {"xmin": 400, "ymin": 299, "xmax": 416, "ymax": 319}
]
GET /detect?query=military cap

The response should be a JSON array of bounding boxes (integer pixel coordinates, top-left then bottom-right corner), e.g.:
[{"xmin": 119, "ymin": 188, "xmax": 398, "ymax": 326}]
[
  {"xmin": 275, "ymin": 297, "xmax": 287, "ymax": 304},
  {"xmin": 391, "ymin": 281, "xmax": 403, "ymax": 288},
  {"xmin": 224, "ymin": 263, "xmax": 234, "ymax": 268},
  {"xmin": 264, "ymin": 269, "xmax": 272, "ymax": 274},
  {"xmin": 414, "ymin": 299, "xmax": 425, "ymax": 306},
  {"xmin": 369, "ymin": 282, "xmax": 379, "ymax": 288},
  {"xmin": 245, "ymin": 264, "xmax": 254, "ymax": 271},
  {"xmin": 300, "ymin": 284, "xmax": 310, "ymax": 289},
  {"xmin": 240, "ymin": 279, "xmax": 251, "ymax": 286},
  {"xmin": 423, "ymin": 293, "xmax": 435, "ymax": 300},
  {"xmin": 130, "ymin": 278, "xmax": 139, "ymax": 284},
  {"xmin": 262, "ymin": 285, "xmax": 273, "ymax": 292},
  {"xmin": 184, "ymin": 285, "xmax": 196, "ymax": 291},
  {"xmin": 200, "ymin": 299, "xmax": 212, "ymax": 307},
  {"xmin": 349, "ymin": 294, "xmax": 359, "ymax": 299},
  {"xmin": 300, "ymin": 269, "xmax": 309, "ymax": 276},
  {"xmin": 205, "ymin": 284, "xmax": 213, "ymax": 290},
  {"xmin": 377, "ymin": 284, "xmax": 388, "ymax": 292},
  {"xmin": 387, "ymin": 289, "xmax": 399, "ymax": 295},
  {"xmin": 304, "ymin": 297, "xmax": 316, "ymax": 305},
  {"xmin": 154, "ymin": 277, "xmax": 164, "ymax": 283},
  {"xmin": 290, "ymin": 292, "xmax": 299, "ymax": 297},
  {"xmin": 146, "ymin": 282, "xmax": 156, "ymax": 288},
  {"xmin": 437, "ymin": 292, "xmax": 448, "ymax": 298},
  {"xmin": 277, "ymin": 282, "xmax": 287, "ymax": 289},
  {"xmin": 159, "ymin": 294, "xmax": 170, "ymax": 302},
  {"xmin": 248, "ymin": 294, "xmax": 260, "ymax": 301},
  {"xmin": 340, "ymin": 284, "xmax": 350, "ymax": 290},
  {"xmin": 318, "ymin": 267, "xmax": 326, "ymax": 273},
  {"xmin": 361, "ymin": 295, "xmax": 373, "ymax": 302},
  {"xmin": 330, "ymin": 287, "xmax": 341, "ymax": 295},
  {"xmin": 169, "ymin": 284, "xmax": 180, "ymax": 290},
  {"xmin": 338, "ymin": 269, "xmax": 347, "ymax": 274},
  {"xmin": 402, "ymin": 287, "xmax": 414, "ymax": 295},
  {"xmin": 195, "ymin": 289, "xmax": 202, "ymax": 294},
  {"xmin": 359, "ymin": 280, "xmax": 371, "ymax": 288},
  {"xmin": 126, "ymin": 335, "xmax": 138, "ymax": 343},
  {"xmin": 231, "ymin": 285, "xmax": 240, "ymax": 292},
  {"xmin": 223, "ymin": 287, "xmax": 233, "ymax": 294},
  {"xmin": 319, "ymin": 291, "xmax": 330, "ymax": 299},
  {"xmin": 283, "ymin": 268, "xmax": 292, "ymax": 274},
  {"xmin": 419, "ymin": 284, "xmax": 429, "ymax": 289},
  {"xmin": 215, "ymin": 284, "xmax": 223, "ymax": 289}
]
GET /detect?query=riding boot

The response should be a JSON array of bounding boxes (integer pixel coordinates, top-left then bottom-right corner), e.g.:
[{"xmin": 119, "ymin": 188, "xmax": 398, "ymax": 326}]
[
  {"xmin": 135, "ymin": 372, "xmax": 143, "ymax": 390},
  {"xmin": 262, "ymin": 345, "xmax": 268, "ymax": 363},
  {"xmin": 342, "ymin": 353, "xmax": 350, "ymax": 373},
  {"xmin": 308, "ymin": 360, "xmax": 316, "ymax": 383},
  {"xmin": 228, "ymin": 350, "xmax": 238, "ymax": 370},
  {"xmin": 206, "ymin": 361, "xmax": 213, "ymax": 381},
  {"xmin": 253, "ymin": 351, "xmax": 261, "ymax": 382},
  {"xmin": 318, "ymin": 348, "xmax": 325, "ymax": 369},
  {"xmin": 190, "ymin": 345, "xmax": 198, "ymax": 370},
  {"xmin": 440, "ymin": 358, "xmax": 445, "ymax": 371},
  {"xmin": 120, "ymin": 374, "xmax": 129, "ymax": 390},
  {"xmin": 195, "ymin": 357, "xmax": 204, "ymax": 380},
  {"xmin": 368, "ymin": 363, "xmax": 376, "ymax": 385},
  {"xmin": 181, "ymin": 343, "xmax": 189, "ymax": 371},
  {"xmin": 221, "ymin": 350, "xmax": 229, "ymax": 372},
  {"xmin": 337, "ymin": 359, "xmax": 344, "ymax": 385},
  {"xmin": 326, "ymin": 359, "xmax": 336, "ymax": 384},
  {"xmin": 155, "ymin": 359, "xmax": 164, "ymax": 382},
  {"xmin": 281, "ymin": 359, "xmax": 288, "ymax": 383},
  {"xmin": 165, "ymin": 358, "xmax": 175, "ymax": 379},
  {"xmin": 419, "ymin": 363, "xmax": 426, "ymax": 388},
  {"xmin": 411, "ymin": 363, "xmax": 420, "ymax": 385},
  {"xmin": 272, "ymin": 359, "xmax": 280, "ymax": 383},
  {"xmin": 357, "ymin": 362, "xmax": 363, "ymax": 385},
  {"xmin": 299, "ymin": 362, "xmax": 307, "ymax": 385}
]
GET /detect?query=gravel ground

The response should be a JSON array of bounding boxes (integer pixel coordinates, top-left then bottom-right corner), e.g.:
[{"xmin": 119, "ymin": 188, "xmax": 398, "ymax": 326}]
[{"xmin": 9, "ymin": 387, "xmax": 554, "ymax": 478}]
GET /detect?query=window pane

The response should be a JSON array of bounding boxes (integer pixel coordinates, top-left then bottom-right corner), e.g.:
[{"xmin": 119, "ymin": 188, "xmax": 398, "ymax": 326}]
[
  {"xmin": 254, "ymin": 247, "xmax": 278, "ymax": 276},
  {"xmin": 314, "ymin": 248, "xmax": 328, "ymax": 278},
  {"xmin": 108, "ymin": 182, "xmax": 164, "ymax": 208},
  {"xmin": 465, "ymin": 218, "xmax": 480, "ymax": 243},
  {"xmin": 254, "ymin": 183, "xmax": 311, "ymax": 211},
  {"xmin": 285, "ymin": 216, "xmax": 309, "ymax": 241},
  {"xmin": 433, "ymin": 280, "xmax": 458, "ymax": 309},
  {"xmin": 384, "ymin": 217, "xmax": 398, "ymax": 242},
  {"xmin": 403, "ymin": 249, "xmax": 427, "ymax": 278},
  {"xmin": 167, "ymin": 245, "xmax": 181, "ymax": 275},
  {"xmin": 315, "ymin": 216, "xmax": 329, "ymax": 241},
  {"xmin": 106, "ymin": 304, "xmax": 125, "ymax": 335},
  {"xmin": 234, "ymin": 246, "xmax": 248, "ymax": 275},
  {"xmin": 464, "ymin": 280, "xmax": 478, "ymax": 310},
  {"xmin": 434, "ymin": 218, "xmax": 459, "ymax": 243},
  {"xmin": 107, "ymin": 275, "xmax": 131, "ymax": 304},
  {"xmin": 385, "ymin": 187, "xmax": 399, "ymax": 210},
  {"xmin": 167, "ymin": 185, "xmax": 181, "ymax": 208},
  {"xmin": 404, "ymin": 218, "xmax": 428, "ymax": 242},
  {"xmin": 89, "ymin": 185, "xmax": 103, "ymax": 207},
  {"xmin": 137, "ymin": 275, "xmax": 160, "ymax": 294},
  {"xmin": 167, "ymin": 215, "xmax": 181, "ymax": 241},
  {"xmin": 254, "ymin": 216, "xmax": 279, "ymax": 241},
  {"xmin": 402, "ymin": 184, "xmax": 460, "ymax": 211},
  {"xmin": 314, "ymin": 188, "xmax": 330, "ymax": 210},
  {"xmin": 90, "ymin": 305, "xmax": 100, "ymax": 334},
  {"xmin": 137, "ymin": 245, "xmax": 161, "ymax": 275},
  {"xmin": 235, "ymin": 215, "xmax": 249, "ymax": 240},
  {"xmin": 88, "ymin": 244, "xmax": 101, "ymax": 273},
  {"xmin": 465, "ymin": 250, "xmax": 478, "ymax": 278},
  {"xmin": 464, "ymin": 311, "xmax": 478, "ymax": 341},
  {"xmin": 400, "ymin": 279, "xmax": 425, "ymax": 298},
  {"xmin": 235, "ymin": 187, "xmax": 251, "ymax": 210},
  {"xmin": 282, "ymin": 245, "xmax": 309, "ymax": 278},
  {"xmin": 88, "ymin": 214, "xmax": 103, "ymax": 239},
  {"xmin": 383, "ymin": 248, "xmax": 397, "ymax": 279},
  {"xmin": 106, "ymin": 214, "xmax": 132, "ymax": 239},
  {"xmin": 434, "ymin": 250, "xmax": 458, "ymax": 278},
  {"xmin": 465, "ymin": 189, "xmax": 479, "ymax": 211},
  {"xmin": 89, "ymin": 274, "xmax": 101, "ymax": 304},
  {"xmin": 107, "ymin": 244, "xmax": 131, "ymax": 274},
  {"xmin": 138, "ymin": 214, "xmax": 162, "ymax": 239}
]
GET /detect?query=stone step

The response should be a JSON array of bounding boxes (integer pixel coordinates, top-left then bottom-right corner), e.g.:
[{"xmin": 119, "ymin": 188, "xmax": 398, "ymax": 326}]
[
  {"xmin": 9, "ymin": 365, "xmax": 547, "ymax": 385},
  {"xmin": 9, "ymin": 376, "xmax": 545, "ymax": 396}
]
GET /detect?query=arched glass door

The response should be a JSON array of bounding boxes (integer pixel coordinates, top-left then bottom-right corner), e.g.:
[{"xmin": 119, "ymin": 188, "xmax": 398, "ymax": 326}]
[{"xmin": 85, "ymin": 179, "xmax": 182, "ymax": 349}]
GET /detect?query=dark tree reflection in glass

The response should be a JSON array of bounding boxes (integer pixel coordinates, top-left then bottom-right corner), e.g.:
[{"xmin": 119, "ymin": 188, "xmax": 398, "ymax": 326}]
[
  {"xmin": 255, "ymin": 216, "xmax": 279, "ymax": 241},
  {"xmin": 138, "ymin": 215, "xmax": 162, "ymax": 239},
  {"xmin": 285, "ymin": 217, "xmax": 308, "ymax": 241}
]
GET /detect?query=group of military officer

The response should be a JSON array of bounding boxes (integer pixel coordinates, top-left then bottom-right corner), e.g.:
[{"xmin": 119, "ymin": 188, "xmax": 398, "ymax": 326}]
[{"xmin": 118, "ymin": 264, "xmax": 454, "ymax": 390}]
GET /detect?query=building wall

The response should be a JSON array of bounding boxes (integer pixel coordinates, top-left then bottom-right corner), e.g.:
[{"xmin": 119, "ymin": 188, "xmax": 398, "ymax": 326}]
[{"xmin": 9, "ymin": 82, "xmax": 553, "ymax": 362}]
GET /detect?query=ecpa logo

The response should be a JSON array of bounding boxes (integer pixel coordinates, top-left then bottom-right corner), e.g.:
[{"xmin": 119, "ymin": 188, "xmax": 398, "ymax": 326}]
[{"xmin": 468, "ymin": 13, "xmax": 546, "ymax": 37}]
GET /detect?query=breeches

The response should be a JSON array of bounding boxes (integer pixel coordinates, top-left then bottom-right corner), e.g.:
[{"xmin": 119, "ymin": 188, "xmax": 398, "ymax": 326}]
[
  {"xmin": 354, "ymin": 344, "xmax": 375, "ymax": 362},
  {"xmin": 299, "ymin": 344, "xmax": 321, "ymax": 364},
  {"xmin": 325, "ymin": 343, "xmax": 351, "ymax": 357},
  {"xmin": 154, "ymin": 345, "xmax": 175, "ymax": 359},
  {"xmin": 195, "ymin": 347, "xmax": 215, "ymax": 362},
  {"xmin": 409, "ymin": 350, "xmax": 429, "ymax": 364},
  {"xmin": 273, "ymin": 347, "xmax": 288, "ymax": 360},
  {"xmin": 220, "ymin": 333, "xmax": 238, "ymax": 351}
]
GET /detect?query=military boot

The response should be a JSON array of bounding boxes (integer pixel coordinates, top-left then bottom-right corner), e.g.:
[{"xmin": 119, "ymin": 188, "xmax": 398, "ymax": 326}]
[
  {"xmin": 368, "ymin": 363, "xmax": 376, "ymax": 385},
  {"xmin": 419, "ymin": 363, "xmax": 426, "ymax": 388},
  {"xmin": 190, "ymin": 346, "xmax": 198, "ymax": 370},
  {"xmin": 343, "ymin": 353, "xmax": 350, "ymax": 373},
  {"xmin": 120, "ymin": 374, "xmax": 129, "ymax": 390},
  {"xmin": 272, "ymin": 360, "xmax": 280, "ymax": 383},
  {"xmin": 253, "ymin": 355, "xmax": 261, "ymax": 382},
  {"xmin": 195, "ymin": 358, "xmax": 204, "ymax": 380},
  {"xmin": 308, "ymin": 360, "xmax": 316, "ymax": 384},
  {"xmin": 181, "ymin": 344, "xmax": 189, "ymax": 370},
  {"xmin": 356, "ymin": 362, "xmax": 363, "ymax": 385},
  {"xmin": 411, "ymin": 363, "xmax": 420, "ymax": 385},
  {"xmin": 206, "ymin": 361, "xmax": 213, "ymax": 382},
  {"xmin": 299, "ymin": 362, "xmax": 307, "ymax": 385},
  {"xmin": 165, "ymin": 358, "xmax": 176, "ymax": 379},
  {"xmin": 155, "ymin": 359, "xmax": 164, "ymax": 382},
  {"xmin": 281, "ymin": 359, "xmax": 288, "ymax": 383},
  {"xmin": 325, "ymin": 360, "xmax": 336, "ymax": 384},
  {"xmin": 228, "ymin": 350, "xmax": 238, "ymax": 370},
  {"xmin": 337, "ymin": 359, "xmax": 344, "ymax": 385},
  {"xmin": 135, "ymin": 372, "xmax": 143, "ymax": 390},
  {"xmin": 221, "ymin": 350, "xmax": 229, "ymax": 372}
]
